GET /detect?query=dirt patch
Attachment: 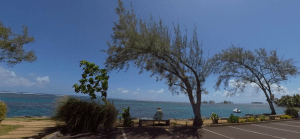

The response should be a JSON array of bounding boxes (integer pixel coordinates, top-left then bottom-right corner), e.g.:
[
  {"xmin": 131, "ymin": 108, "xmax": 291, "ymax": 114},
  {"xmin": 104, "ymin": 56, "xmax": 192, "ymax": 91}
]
[{"xmin": 0, "ymin": 119, "xmax": 63, "ymax": 139}]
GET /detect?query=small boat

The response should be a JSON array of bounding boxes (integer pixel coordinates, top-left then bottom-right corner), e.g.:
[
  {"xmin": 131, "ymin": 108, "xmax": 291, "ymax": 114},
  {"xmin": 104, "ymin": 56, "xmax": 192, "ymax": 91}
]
[{"xmin": 233, "ymin": 108, "xmax": 241, "ymax": 113}]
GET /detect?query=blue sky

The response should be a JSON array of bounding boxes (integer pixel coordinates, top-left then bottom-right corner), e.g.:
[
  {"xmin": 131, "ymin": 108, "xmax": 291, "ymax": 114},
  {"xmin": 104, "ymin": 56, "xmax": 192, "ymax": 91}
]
[{"xmin": 0, "ymin": 0, "xmax": 300, "ymax": 103}]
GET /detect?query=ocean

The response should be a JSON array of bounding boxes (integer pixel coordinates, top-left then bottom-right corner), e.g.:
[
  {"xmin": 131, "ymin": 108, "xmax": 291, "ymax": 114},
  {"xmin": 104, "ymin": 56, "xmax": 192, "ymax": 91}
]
[{"xmin": 0, "ymin": 92, "xmax": 286, "ymax": 119}]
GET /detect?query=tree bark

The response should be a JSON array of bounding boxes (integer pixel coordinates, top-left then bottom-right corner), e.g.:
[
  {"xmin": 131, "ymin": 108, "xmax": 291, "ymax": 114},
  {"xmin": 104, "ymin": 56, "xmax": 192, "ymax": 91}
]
[
  {"xmin": 192, "ymin": 101, "xmax": 203, "ymax": 126},
  {"xmin": 267, "ymin": 99, "xmax": 276, "ymax": 115}
]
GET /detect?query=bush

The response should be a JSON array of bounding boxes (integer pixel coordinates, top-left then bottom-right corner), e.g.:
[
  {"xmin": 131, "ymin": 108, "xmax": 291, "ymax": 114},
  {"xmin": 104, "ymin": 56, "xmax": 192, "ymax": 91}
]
[
  {"xmin": 280, "ymin": 115, "xmax": 292, "ymax": 119},
  {"xmin": 228, "ymin": 114, "xmax": 239, "ymax": 123},
  {"xmin": 0, "ymin": 101, "xmax": 8, "ymax": 123},
  {"xmin": 280, "ymin": 115, "xmax": 287, "ymax": 119},
  {"xmin": 172, "ymin": 119, "xmax": 178, "ymax": 126},
  {"xmin": 119, "ymin": 107, "xmax": 133, "ymax": 127},
  {"xmin": 286, "ymin": 115, "xmax": 292, "ymax": 119},
  {"xmin": 52, "ymin": 96, "xmax": 118, "ymax": 134},
  {"xmin": 209, "ymin": 113, "xmax": 219, "ymax": 124},
  {"xmin": 284, "ymin": 107, "xmax": 298, "ymax": 118},
  {"xmin": 239, "ymin": 118, "xmax": 245, "ymax": 123},
  {"xmin": 258, "ymin": 115, "xmax": 266, "ymax": 121}
]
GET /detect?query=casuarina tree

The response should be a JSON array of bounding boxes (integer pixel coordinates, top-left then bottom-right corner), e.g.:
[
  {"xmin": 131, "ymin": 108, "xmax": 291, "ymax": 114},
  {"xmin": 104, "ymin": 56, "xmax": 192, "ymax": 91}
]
[
  {"xmin": 0, "ymin": 21, "xmax": 36, "ymax": 67},
  {"xmin": 212, "ymin": 46, "xmax": 299, "ymax": 115},
  {"xmin": 102, "ymin": 0, "xmax": 213, "ymax": 126}
]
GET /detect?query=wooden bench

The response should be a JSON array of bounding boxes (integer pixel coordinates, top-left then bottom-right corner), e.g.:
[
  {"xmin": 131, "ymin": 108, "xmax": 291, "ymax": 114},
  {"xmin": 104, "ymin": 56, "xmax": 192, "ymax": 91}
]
[{"xmin": 139, "ymin": 119, "xmax": 170, "ymax": 127}]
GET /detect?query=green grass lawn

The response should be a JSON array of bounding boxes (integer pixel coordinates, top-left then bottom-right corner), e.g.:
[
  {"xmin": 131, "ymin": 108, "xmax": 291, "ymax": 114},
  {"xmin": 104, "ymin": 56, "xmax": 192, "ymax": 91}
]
[{"xmin": 0, "ymin": 124, "xmax": 24, "ymax": 136}]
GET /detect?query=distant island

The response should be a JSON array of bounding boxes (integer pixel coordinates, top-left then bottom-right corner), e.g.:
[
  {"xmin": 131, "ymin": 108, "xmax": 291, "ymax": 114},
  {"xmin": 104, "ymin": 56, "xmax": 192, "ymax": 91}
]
[
  {"xmin": 202, "ymin": 100, "xmax": 215, "ymax": 104},
  {"xmin": 202, "ymin": 100, "xmax": 233, "ymax": 104},
  {"xmin": 251, "ymin": 102, "xmax": 263, "ymax": 104},
  {"xmin": 218, "ymin": 101, "xmax": 233, "ymax": 104}
]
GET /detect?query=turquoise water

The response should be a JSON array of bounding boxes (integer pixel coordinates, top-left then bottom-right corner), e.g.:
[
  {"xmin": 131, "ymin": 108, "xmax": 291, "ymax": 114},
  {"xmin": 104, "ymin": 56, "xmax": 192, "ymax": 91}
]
[{"xmin": 0, "ymin": 92, "xmax": 285, "ymax": 119}]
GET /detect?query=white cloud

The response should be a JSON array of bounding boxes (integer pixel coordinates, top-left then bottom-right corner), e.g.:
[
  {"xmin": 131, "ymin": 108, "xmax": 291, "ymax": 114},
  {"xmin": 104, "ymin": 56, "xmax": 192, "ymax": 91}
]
[
  {"xmin": 137, "ymin": 88, "xmax": 140, "ymax": 91},
  {"xmin": 149, "ymin": 90, "xmax": 155, "ymax": 93},
  {"xmin": 132, "ymin": 92, "xmax": 138, "ymax": 94},
  {"xmin": 117, "ymin": 87, "xmax": 129, "ymax": 93},
  {"xmin": 0, "ymin": 67, "xmax": 34, "ymax": 87},
  {"xmin": 11, "ymin": 71, "xmax": 16, "ymax": 77},
  {"xmin": 121, "ymin": 90, "xmax": 129, "ymax": 93},
  {"xmin": 0, "ymin": 67, "xmax": 50, "ymax": 87},
  {"xmin": 35, "ymin": 76, "xmax": 50, "ymax": 87},
  {"xmin": 156, "ymin": 89, "xmax": 164, "ymax": 93},
  {"xmin": 36, "ymin": 76, "xmax": 50, "ymax": 83}
]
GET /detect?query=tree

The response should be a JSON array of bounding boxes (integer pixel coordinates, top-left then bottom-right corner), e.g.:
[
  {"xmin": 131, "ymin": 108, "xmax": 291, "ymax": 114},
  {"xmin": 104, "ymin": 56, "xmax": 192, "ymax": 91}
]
[
  {"xmin": 212, "ymin": 46, "xmax": 299, "ymax": 114},
  {"xmin": 0, "ymin": 21, "xmax": 36, "ymax": 67},
  {"xmin": 102, "ymin": 0, "xmax": 213, "ymax": 126},
  {"xmin": 275, "ymin": 94, "xmax": 300, "ymax": 107},
  {"xmin": 73, "ymin": 60, "xmax": 109, "ymax": 101}
]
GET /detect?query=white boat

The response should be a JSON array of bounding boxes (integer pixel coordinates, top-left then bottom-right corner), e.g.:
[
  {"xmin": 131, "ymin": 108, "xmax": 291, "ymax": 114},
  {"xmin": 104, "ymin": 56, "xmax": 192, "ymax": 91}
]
[{"xmin": 233, "ymin": 108, "xmax": 241, "ymax": 113}]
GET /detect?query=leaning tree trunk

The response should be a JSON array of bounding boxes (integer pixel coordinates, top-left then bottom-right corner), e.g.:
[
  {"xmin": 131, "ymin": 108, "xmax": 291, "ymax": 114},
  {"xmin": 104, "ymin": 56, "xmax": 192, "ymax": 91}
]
[
  {"xmin": 267, "ymin": 99, "xmax": 276, "ymax": 115},
  {"xmin": 263, "ymin": 90, "xmax": 276, "ymax": 115}
]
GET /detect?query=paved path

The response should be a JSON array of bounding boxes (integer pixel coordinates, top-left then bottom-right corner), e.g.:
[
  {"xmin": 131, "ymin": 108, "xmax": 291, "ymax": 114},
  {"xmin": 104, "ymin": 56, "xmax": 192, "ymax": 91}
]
[{"xmin": 57, "ymin": 120, "xmax": 300, "ymax": 139}]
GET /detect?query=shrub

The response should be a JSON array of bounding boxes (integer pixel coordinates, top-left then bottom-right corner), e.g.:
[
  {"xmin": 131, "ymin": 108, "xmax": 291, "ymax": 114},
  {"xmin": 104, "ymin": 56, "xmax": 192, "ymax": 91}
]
[
  {"xmin": 172, "ymin": 119, "xmax": 178, "ymax": 126},
  {"xmin": 284, "ymin": 107, "xmax": 298, "ymax": 118},
  {"xmin": 0, "ymin": 101, "xmax": 8, "ymax": 123},
  {"xmin": 228, "ymin": 114, "xmax": 239, "ymax": 123},
  {"xmin": 239, "ymin": 118, "xmax": 245, "ymax": 123},
  {"xmin": 209, "ymin": 113, "xmax": 219, "ymax": 124},
  {"xmin": 52, "ymin": 96, "xmax": 118, "ymax": 134},
  {"xmin": 280, "ymin": 115, "xmax": 287, "ymax": 119},
  {"xmin": 119, "ymin": 107, "xmax": 133, "ymax": 127},
  {"xmin": 285, "ymin": 115, "xmax": 292, "ymax": 119},
  {"xmin": 258, "ymin": 115, "xmax": 266, "ymax": 121},
  {"xmin": 247, "ymin": 117, "xmax": 256, "ymax": 122},
  {"xmin": 280, "ymin": 115, "xmax": 292, "ymax": 119}
]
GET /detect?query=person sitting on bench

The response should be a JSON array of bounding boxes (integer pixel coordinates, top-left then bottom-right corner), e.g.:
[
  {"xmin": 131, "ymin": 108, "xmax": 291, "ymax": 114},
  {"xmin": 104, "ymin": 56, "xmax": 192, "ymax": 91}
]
[{"xmin": 153, "ymin": 107, "xmax": 163, "ymax": 120}]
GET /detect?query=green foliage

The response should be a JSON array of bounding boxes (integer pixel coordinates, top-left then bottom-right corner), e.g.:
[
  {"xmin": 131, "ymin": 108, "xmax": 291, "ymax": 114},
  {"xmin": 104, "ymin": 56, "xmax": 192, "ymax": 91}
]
[
  {"xmin": 284, "ymin": 107, "xmax": 299, "ymax": 118},
  {"xmin": 73, "ymin": 60, "xmax": 109, "ymax": 100},
  {"xmin": 172, "ymin": 119, "xmax": 178, "ymax": 126},
  {"xmin": 258, "ymin": 115, "xmax": 266, "ymax": 121},
  {"xmin": 0, "ymin": 101, "xmax": 8, "ymax": 122},
  {"xmin": 212, "ymin": 46, "xmax": 299, "ymax": 115},
  {"xmin": 275, "ymin": 94, "xmax": 300, "ymax": 107},
  {"xmin": 247, "ymin": 117, "xmax": 255, "ymax": 122},
  {"xmin": 209, "ymin": 113, "xmax": 219, "ymax": 124},
  {"xmin": 118, "ymin": 107, "xmax": 133, "ymax": 127},
  {"xmin": 239, "ymin": 118, "xmax": 245, "ymax": 123},
  {"xmin": 52, "ymin": 96, "xmax": 118, "ymax": 134},
  {"xmin": 280, "ymin": 115, "xmax": 286, "ymax": 119},
  {"xmin": 280, "ymin": 115, "xmax": 292, "ymax": 119},
  {"xmin": 227, "ymin": 114, "xmax": 239, "ymax": 123},
  {"xmin": 0, "ymin": 21, "xmax": 37, "ymax": 67},
  {"xmin": 102, "ymin": 0, "xmax": 214, "ymax": 127},
  {"xmin": 209, "ymin": 113, "xmax": 219, "ymax": 120}
]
